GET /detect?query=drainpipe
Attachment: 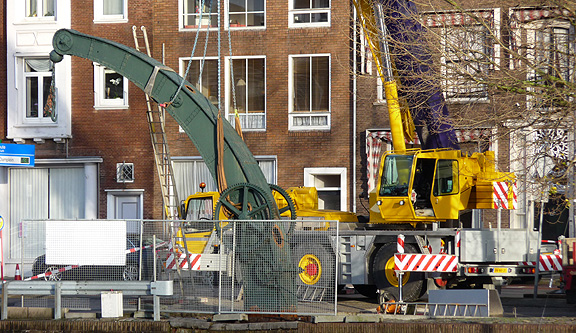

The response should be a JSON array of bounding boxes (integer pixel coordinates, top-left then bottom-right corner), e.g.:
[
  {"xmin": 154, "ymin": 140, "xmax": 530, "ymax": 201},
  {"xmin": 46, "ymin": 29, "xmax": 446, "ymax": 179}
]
[{"xmin": 352, "ymin": 6, "xmax": 358, "ymax": 213}]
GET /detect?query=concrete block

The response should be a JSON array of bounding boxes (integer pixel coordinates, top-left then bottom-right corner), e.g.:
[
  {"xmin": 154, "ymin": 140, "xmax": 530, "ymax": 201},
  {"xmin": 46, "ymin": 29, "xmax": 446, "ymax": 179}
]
[
  {"xmin": 312, "ymin": 314, "xmax": 345, "ymax": 323},
  {"xmin": 65, "ymin": 312, "xmax": 97, "ymax": 319},
  {"xmin": 344, "ymin": 314, "xmax": 384, "ymax": 323},
  {"xmin": 7, "ymin": 307, "xmax": 53, "ymax": 319},
  {"xmin": 212, "ymin": 313, "xmax": 248, "ymax": 322}
]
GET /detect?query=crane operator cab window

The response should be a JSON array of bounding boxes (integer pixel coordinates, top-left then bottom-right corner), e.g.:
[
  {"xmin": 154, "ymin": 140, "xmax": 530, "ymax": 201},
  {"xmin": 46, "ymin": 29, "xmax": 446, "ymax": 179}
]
[
  {"xmin": 183, "ymin": 197, "xmax": 214, "ymax": 232},
  {"xmin": 434, "ymin": 160, "xmax": 458, "ymax": 196},
  {"xmin": 379, "ymin": 155, "xmax": 414, "ymax": 197}
]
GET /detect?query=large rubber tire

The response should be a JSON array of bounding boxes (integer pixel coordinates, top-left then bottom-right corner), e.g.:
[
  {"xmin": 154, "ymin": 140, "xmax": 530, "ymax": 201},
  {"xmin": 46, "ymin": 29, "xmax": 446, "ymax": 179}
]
[
  {"xmin": 293, "ymin": 244, "xmax": 334, "ymax": 288},
  {"xmin": 372, "ymin": 242, "xmax": 425, "ymax": 302}
]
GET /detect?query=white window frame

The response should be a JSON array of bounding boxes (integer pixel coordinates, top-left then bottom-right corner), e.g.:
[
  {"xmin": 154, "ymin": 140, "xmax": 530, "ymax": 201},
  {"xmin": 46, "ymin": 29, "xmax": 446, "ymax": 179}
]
[
  {"xmin": 179, "ymin": 0, "xmax": 218, "ymax": 31},
  {"xmin": 288, "ymin": 54, "xmax": 331, "ymax": 131},
  {"xmin": 289, "ymin": 0, "xmax": 330, "ymax": 28},
  {"xmin": 226, "ymin": 0, "xmax": 266, "ymax": 30},
  {"xmin": 524, "ymin": 19, "xmax": 573, "ymax": 111},
  {"xmin": 304, "ymin": 167, "xmax": 347, "ymax": 211},
  {"xmin": 172, "ymin": 156, "xmax": 277, "ymax": 199},
  {"xmin": 225, "ymin": 56, "xmax": 267, "ymax": 131},
  {"xmin": 93, "ymin": 63, "xmax": 129, "ymax": 110},
  {"xmin": 116, "ymin": 162, "xmax": 135, "ymax": 183},
  {"xmin": 180, "ymin": 56, "xmax": 220, "ymax": 106},
  {"xmin": 94, "ymin": 0, "xmax": 127, "ymax": 23},
  {"xmin": 423, "ymin": 9, "xmax": 499, "ymax": 103},
  {"xmin": 17, "ymin": 57, "xmax": 55, "ymax": 125},
  {"xmin": 440, "ymin": 24, "xmax": 493, "ymax": 102},
  {"xmin": 24, "ymin": 0, "xmax": 56, "ymax": 21}
]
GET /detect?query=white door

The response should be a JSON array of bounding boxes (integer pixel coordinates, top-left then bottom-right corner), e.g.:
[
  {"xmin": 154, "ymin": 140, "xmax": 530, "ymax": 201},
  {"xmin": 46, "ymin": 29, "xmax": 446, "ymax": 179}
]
[{"xmin": 115, "ymin": 195, "xmax": 141, "ymax": 219}]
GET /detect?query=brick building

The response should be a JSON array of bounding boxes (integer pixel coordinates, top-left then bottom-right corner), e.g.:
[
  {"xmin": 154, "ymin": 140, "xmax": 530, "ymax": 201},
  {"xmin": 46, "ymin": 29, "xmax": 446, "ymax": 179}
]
[
  {"xmin": 2, "ymin": 0, "xmax": 573, "ymax": 276},
  {"xmin": 3, "ymin": 0, "xmax": 357, "ymax": 274}
]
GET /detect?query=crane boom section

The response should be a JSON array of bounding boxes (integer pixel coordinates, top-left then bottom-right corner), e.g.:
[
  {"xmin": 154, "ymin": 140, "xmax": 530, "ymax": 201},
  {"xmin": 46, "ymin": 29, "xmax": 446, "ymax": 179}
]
[
  {"xmin": 354, "ymin": 0, "xmax": 407, "ymax": 151},
  {"xmin": 50, "ymin": 29, "xmax": 272, "ymax": 203}
]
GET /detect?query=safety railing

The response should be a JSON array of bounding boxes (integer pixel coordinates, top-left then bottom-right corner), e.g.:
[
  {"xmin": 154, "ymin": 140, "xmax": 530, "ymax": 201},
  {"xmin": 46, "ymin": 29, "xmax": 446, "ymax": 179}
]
[{"xmin": 1, "ymin": 280, "xmax": 173, "ymax": 320}]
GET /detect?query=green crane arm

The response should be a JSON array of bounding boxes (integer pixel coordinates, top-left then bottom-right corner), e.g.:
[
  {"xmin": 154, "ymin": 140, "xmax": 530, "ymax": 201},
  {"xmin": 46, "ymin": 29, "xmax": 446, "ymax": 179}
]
[{"xmin": 50, "ymin": 28, "xmax": 273, "ymax": 208}]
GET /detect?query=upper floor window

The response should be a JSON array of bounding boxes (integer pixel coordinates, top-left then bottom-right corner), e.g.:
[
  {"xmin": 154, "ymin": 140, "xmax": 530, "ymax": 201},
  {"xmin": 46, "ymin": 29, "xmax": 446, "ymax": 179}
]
[
  {"xmin": 181, "ymin": 0, "xmax": 218, "ymax": 29},
  {"xmin": 228, "ymin": 0, "xmax": 265, "ymax": 28},
  {"xmin": 181, "ymin": 57, "xmax": 219, "ymax": 107},
  {"xmin": 289, "ymin": 54, "xmax": 330, "ymax": 130},
  {"xmin": 23, "ymin": 58, "xmax": 54, "ymax": 123},
  {"xmin": 526, "ymin": 23, "xmax": 574, "ymax": 109},
  {"xmin": 94, "ymin": 0, "xmax": 127, "ymax": 23},
  {"xmin": 93, "ymin": 63, "xmax": 128, "ymax": 109},
  {"xmin": 26, "ymin": 0, "xmax": 55, "ymax": 18},
  {"xmin": 289, "ymin": 0, "xmax": 330, "ymax": 28},
  {"xmin": 423, "ymin": 9, "xmax": 499, "ymax": 102},
  {"xmin": 226, "ymin": 57, "xmax": 266, "ymax": 130},
  {"xmin": 442, "ymin": 24, "xmax": 493, "ymax": 100}
]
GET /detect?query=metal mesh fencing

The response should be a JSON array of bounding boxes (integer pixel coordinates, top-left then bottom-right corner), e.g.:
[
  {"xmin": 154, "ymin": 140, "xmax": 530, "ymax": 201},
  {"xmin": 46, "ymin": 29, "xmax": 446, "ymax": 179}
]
[{"xmin": 14, "ymin": 219, "xmax": 338, "ymax": 315}]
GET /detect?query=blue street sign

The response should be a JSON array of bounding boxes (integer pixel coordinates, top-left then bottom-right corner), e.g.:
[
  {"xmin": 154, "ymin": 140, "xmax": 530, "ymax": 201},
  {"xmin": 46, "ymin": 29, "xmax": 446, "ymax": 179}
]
[{"xmin": 0, "ymin": 144, "xmax": 35, "ymax": 167}]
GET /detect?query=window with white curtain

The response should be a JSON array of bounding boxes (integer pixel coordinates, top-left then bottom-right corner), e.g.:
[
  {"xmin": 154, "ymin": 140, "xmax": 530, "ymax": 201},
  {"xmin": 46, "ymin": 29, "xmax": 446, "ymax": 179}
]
[
  {"xmin": 9, "ymin": 167, "xmax": 85, "ymax": 260},
  {"xmin": 226, "ymin": 56, "xmax": 266, "ymax": 131},
  {"xmin": 289, "ymin": 54, "xmax": 331, "ymax": 130},
  {"xmin": 94, "ymin": 0, "xmax": 127, "ymax": 23},
  {"xmin": 172, "ymin": 156, "xmax": 277, "ymax": 200}
]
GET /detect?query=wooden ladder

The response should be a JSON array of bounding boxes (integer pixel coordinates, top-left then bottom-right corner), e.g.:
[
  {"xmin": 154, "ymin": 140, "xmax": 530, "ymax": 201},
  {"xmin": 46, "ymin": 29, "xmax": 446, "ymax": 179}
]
[{"xmin": 132, "ymin": 25, "xmax": 180, "ymax": 220}]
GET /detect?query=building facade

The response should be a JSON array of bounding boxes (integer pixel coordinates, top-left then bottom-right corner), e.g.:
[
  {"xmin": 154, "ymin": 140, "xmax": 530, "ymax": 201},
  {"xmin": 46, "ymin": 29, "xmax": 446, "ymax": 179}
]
[{"xmin": 2, "ymin": 0, "xmax": 573, "ymax": 276}]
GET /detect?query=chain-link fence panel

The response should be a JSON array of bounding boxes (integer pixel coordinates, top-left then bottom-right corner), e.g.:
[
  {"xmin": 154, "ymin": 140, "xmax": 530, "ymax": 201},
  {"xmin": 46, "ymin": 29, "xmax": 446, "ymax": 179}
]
[{"xmin": 14, "ymin": 219, "xmax": 338, "ymax": 315}]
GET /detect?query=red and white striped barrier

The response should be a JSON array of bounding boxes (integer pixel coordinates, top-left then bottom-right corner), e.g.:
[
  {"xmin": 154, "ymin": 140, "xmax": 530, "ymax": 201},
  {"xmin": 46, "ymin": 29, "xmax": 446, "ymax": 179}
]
[
  {"xmin": 519, "ymin": 254, "xmax": 563, "ymax": 272},
  {"xmin": 397, "ymin": 234, "xmax": 405, "ymax": 254},
  {"xmin": 455, "ymin": 230, "xmax": 461, "ymax": 248},
  {"xmin": 395, "ymin": 253, "xmax": 458, "ymax": 272},
  {"xmin": 125, "ymin": 241, "xmax": 168, "ymax": 254},
  {"xmin": 25, "ymin": 264, "xmax": 80, "ymax": 281},
  {"xmin": 493, "ymin": 181, "xmax": 517, "ymax": 209},
  {"xmin": 164, "ymin": 242, "xmax": 202, "ymax": 270}
]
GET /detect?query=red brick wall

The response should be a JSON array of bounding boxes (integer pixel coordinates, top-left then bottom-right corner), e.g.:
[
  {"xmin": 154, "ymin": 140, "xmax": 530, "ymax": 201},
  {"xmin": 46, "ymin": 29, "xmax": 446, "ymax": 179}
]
[
  {"xmin": 153, "ymin": 1, "xmax": 356, "ymax": 209},
  {"xmin": 66, "ymin": 1, "xmax": 160, "ymax": 219}
]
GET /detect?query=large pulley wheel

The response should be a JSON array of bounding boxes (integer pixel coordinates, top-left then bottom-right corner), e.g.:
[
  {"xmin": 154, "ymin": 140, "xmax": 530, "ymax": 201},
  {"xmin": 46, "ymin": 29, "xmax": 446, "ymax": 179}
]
[
  {"xmin": 214, "ymin": 183, "xmax": 274, "ymax": 219},
  {"xmin": 269, "ymin": 184, "xmax": 297, "ymax": 235},
  {"xmin": 372, "ymin": 242, "xmax": 425, "ymax": 302},
  {"xmin": 213, "ymin": 183, "xmax": 278, "ymax": 241}
]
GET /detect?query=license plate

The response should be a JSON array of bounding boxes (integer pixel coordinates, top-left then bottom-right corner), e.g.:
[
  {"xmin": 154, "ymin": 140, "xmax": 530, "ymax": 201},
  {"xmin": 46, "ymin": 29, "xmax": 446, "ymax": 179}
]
[{"xmin": 492, "ymin": 267, "xmax": 508, "ymax": 274}]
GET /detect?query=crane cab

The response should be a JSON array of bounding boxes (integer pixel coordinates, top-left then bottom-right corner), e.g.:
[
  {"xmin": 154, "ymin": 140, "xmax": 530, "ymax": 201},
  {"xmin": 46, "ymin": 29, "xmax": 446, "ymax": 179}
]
[{"xmin": 369, "ymin": 149, "xmax": 515, "ymax": 225}]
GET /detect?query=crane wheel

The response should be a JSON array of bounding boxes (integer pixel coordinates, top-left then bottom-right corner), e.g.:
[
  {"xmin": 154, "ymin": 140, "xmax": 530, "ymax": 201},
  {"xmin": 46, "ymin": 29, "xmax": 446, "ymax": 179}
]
[
  {"xmin": 372, "ymin": 242, "xmax": 425, "ymax": 302},
  {"xmin": 293, "ymin": 244, "xmax": 333, "ymax": 288}
]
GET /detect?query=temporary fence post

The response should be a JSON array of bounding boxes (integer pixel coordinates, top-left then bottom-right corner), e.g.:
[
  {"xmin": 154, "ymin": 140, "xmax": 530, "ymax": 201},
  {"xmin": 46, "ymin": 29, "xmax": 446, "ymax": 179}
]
[
  {"xmin": 153, "ymin": 233, "xmax": 160, "ymax": 321},
  {"xmin": 153, "ymin": 295, "xmax": 160, "ymax": 321},
  {"xmin": 398, "ymin": 273, "xmax": 403, "ymax": 302},
  {"xmin": 153, "ymin": 235, "xmax": 157, "ymax": 281},
  {"xmin": 1, "ymin": 281, "xmax": 7, "ymax": 320},
  {"xmin": 54, "ymin": 282, "xmax": 62, "ymax": 319}
]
